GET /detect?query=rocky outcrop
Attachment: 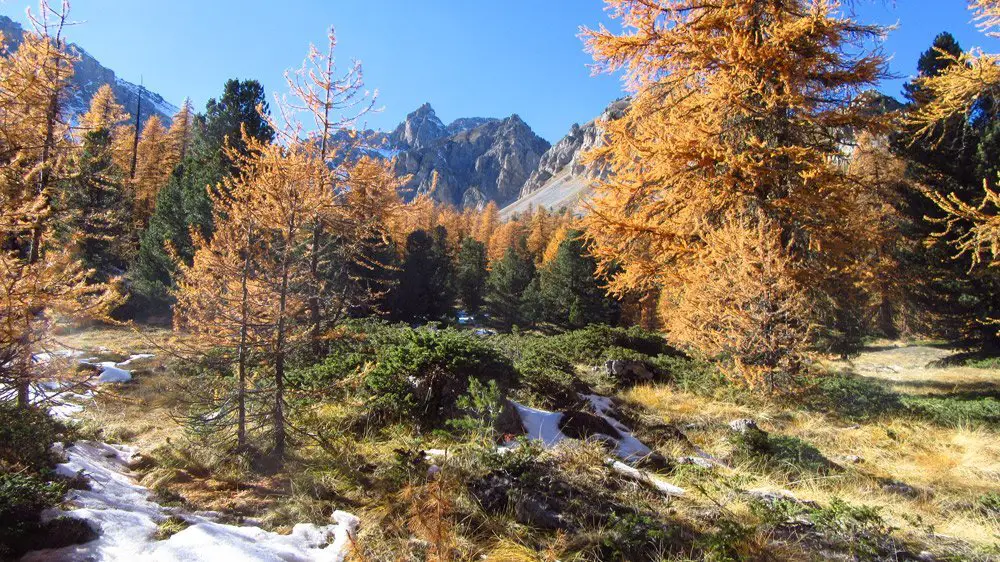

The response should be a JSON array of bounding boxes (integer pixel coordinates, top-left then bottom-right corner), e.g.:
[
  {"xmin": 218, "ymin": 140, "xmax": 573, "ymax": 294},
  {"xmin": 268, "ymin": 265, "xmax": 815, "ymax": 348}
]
[
  {"xmin": 0, "ymin": 15, "xmax": 178, "ymax": 124},
  {"xmin": 518, "ymin": 98, "xmax": 629, "ymax": 198},
  {"xmin": 391, "ymin": 108, "xmax": 550, "ymax": 208},
  {"xmin": 388, "ymin": 103, "xmax": 447, "ymax": 150}
]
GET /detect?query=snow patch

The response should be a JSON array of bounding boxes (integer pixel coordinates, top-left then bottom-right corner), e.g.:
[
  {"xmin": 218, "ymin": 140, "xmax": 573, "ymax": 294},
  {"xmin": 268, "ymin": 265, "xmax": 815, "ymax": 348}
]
[
  {"xmin": 18, "ymin": 350, "xmax": 362, "ymax": 561},
  {"xmin": 25, "ymin": 441, "xmax": 358, "ymax": 562}
]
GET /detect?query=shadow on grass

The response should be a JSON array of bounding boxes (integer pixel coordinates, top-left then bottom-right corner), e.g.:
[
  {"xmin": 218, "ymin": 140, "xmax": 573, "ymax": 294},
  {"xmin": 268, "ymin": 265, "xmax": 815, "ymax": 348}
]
[
  {"xmin": 804, "ymin": 374, "xmax": 1000, "ymax": 429},
  {"xmin": 929, "ymin": 349, "xmax": 1000, "ymax": 369}
]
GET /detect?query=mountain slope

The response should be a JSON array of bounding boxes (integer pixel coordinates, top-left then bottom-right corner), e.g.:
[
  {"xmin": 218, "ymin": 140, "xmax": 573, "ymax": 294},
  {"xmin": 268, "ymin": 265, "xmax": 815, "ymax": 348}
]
[
  {"xmin": 0, "ymin": 14, "xmax": 177, "ymax": 124},
  {"xmin": 502, "ymin": 99, "xmax": 628, "ymax": 217},
  {"xmin": 389, "ymin": 104, "xmax": 549, "ymax": 208}
]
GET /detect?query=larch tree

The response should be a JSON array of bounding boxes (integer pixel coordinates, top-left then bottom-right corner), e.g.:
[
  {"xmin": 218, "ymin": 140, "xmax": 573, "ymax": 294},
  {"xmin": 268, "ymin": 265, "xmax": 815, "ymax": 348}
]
[
  {"xmin": 174, "ymin": 155, "xmax": 266, "ymax": 451},
  {"xmin": 132, "ymin": 115, "xmax": 175, "ymax": 227},
  {"xmin": 583, "ymin": 0, "xmax": 892, "ymax": 389},
  {"xmin": 0, "ymin": 0, "xmax": 119, "ymax": 406},
  {"xmin": 167, "ymin": 99, "xmax": 195, "ymax": 164},
  {"xmin": 271, "ymin": 27, "xmax": 378, "ymax": 354},
  {"xmin": 177, "ymin": 136, "xmax": 330, "ymax": 459},
  {"xmin": 78, "ymin": 84, "xmax": 128, "ymax": 135}
]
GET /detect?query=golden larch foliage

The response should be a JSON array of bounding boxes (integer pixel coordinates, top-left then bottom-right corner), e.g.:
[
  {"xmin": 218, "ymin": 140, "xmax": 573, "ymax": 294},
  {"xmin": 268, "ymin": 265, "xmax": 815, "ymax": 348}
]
[
  {"xmin": 0, "ymin": 0, "xmax": 120, "ymax": 406},
  {"xmin": 132, "ymin": 115, "xmax": 175, "ymax": 226},
  {"xmin": 582, "ymin": 0, "xmax": 891, "ymax": 388},
  {"xmin": 79, "ymin": 84, "xmax": 128, "ymax": 134}
]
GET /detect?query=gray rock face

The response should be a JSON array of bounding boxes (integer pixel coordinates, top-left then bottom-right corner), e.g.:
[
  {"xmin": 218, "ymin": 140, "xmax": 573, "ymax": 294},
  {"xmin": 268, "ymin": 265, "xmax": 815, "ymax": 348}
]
[
  {"xmin": 519, "ymin": 99, "xmax": 629, "ymax": 198},
  {"xmin": 388, "ymin": 103, "xmax": 447, "ymax": 150},
  {"xmin": 0, "ymin": 15, "xmax": 178, "ymax": 125},
  {"xmin": 391, "ymin": 109, "xmax": 550, "ymax": 208}
]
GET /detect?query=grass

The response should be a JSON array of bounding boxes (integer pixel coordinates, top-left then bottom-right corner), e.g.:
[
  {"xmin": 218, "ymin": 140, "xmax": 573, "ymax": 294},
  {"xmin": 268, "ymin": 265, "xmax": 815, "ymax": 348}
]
[
  {"xmin": 53, "ymin": 325, "xmax": 1000, "ymax": 560},
  {"xmin": 154, "ymin": 516, "xmax": 191, "ymax": 540},
  {"xmin": 623, "ymin": 353, "xmax": 1000, "ymax": 556}
]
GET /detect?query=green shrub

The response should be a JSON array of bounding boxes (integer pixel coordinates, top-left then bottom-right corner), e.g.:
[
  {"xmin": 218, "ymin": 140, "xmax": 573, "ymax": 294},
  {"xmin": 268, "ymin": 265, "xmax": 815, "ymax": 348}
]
[
  {"xmin": 447, "ymin": 378, "xmax": 505, "ymax": 441},
  {"xmin": 363, "ymin": 328, "xmax": 517, "ymax": 427},
  {"xmin": 808, "ymin": 375, "xmax": 902, "ymax": 421},
  {"xmin": 0, "ymin": 473, "xmax": 68, "ymax": 558},
  {"xmin": 809, "ymin": 498, "xmax": 896, "ymax": 561},
  {"xmin": 977, "ymin": 491, "xmax": 1000, "ymax": 516},
  {"xmin": 287, "ymin": 351, "xmax": 367, "ymax": 393},
  {"xmin": 649, "ymin": 355, "xmax": 727, "ymax": 394},
  {"xmin": 0, "ymin": 404, "xmax": 68, "ymax": 471},
  {"xmin": 729, "ymin": 429, "xmax": 836, "ymax": 475},
  {"xmin": 514, "ymin": 347, "xmax": 578, "ymax": 408},
  {"xmin": 599, "ymin": 511, "xmax": 675, "ymax": 561}
]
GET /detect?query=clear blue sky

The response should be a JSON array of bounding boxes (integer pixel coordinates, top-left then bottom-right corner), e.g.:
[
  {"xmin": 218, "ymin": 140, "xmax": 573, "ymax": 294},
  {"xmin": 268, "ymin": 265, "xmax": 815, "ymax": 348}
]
[{"xmin": 2, "ymin": 1, "xmax": 999, "ymax": 142}]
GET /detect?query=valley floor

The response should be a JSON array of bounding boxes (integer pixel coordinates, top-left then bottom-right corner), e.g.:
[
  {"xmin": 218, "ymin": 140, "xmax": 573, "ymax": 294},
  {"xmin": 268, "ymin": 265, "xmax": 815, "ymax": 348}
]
[{"xmin": 22, "ymin": 327, "xmax": 1000, "ymax": 561}]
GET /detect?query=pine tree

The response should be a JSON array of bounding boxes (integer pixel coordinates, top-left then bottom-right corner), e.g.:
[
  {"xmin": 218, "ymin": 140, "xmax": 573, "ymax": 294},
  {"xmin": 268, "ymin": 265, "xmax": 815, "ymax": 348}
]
[
  {"xmin": 582, "ymin": 0, "xmax": 892, "ymax": 388},
  {"xmin": 129, "ymin": 80, "xmax": 274, "ymax": 314},
  {"xmin": 204, "ymin": 79, "xmax": 275, "ymax": 176},
  {"xmin": 455, "ymin": 237, "xmax": 488, "ymax": 314},
  {"xmin": 395, "ymin": 227, "xmax": 454, "ymax": 321},
  {"xmin": 907, "ymin": 1, "xmax": 1000, "ymax": 273},
  {"xmin": 538, "ymin": 230, "xmax": 614, "ymax": 329},
  {"xmin": 895, "ymin": 10, "xmax": 1000, "ymax": 347},
  {"xmin": 485, "ymin": 246, "xmax": 535, "ymax": 329}
]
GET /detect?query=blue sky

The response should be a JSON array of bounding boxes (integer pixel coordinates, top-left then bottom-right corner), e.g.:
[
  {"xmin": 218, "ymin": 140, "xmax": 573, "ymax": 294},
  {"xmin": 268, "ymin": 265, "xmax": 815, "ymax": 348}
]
[{"xmin": 2, "ymin": 1, "xmax": 999, "ymax": 142}]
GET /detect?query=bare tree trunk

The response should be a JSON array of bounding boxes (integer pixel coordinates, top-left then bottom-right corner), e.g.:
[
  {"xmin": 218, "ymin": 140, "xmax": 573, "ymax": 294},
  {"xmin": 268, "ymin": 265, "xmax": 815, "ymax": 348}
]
[
  {"xmin": 129, "ymin": 83, "xmax": 142, "ymax": 179},
  {"xmin": 272, "ymin": 227, "xmax": 293, "ymax": 461},
  {"xmin": 309, "ymin": 223, "xmax": 323, "ymax": 355}
]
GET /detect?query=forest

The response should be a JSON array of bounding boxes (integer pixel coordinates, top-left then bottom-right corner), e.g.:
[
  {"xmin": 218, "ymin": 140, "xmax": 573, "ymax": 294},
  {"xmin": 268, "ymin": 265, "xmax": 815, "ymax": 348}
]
[{"xmin": 2, "ymin": 0, "xmax": 1000, "ymax": 560}]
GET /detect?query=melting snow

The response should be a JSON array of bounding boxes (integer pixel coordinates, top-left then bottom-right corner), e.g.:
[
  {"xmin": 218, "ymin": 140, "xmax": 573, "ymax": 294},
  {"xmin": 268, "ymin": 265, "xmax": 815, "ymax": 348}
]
[
  {"xmin": 18, "ymin": 351, "xmax": 361, "ymax": 561},
  {"xmin": 24, "ymin": 441, "xmax": 358, "ymax": 562},
  {"xmin": 511, "ymin": 399, "xmax": 685, "ymax": 497},
  {"xmin": 511, "ymin": 397, "xmax": 654, "ymax": 462}
]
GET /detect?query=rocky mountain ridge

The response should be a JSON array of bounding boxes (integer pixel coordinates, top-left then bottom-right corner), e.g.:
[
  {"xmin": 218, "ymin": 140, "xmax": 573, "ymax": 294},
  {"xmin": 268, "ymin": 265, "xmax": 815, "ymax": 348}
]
[
  {"xmin": 387, "ymin": 105, "xmax": 550, "ymax": 207},
  {"xmin": 0, "ymin": 14, "xmax": 177, "ymax": 125}
]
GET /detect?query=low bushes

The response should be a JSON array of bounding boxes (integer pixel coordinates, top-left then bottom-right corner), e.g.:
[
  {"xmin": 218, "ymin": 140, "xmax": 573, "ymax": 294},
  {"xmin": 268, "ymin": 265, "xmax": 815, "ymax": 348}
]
[
  {"xmin": 0, "ymin": 405, "xmax": 92, "ymax": 558},
  {"xmin": 363, "ymin": 328, "xmax": 518, "ymax": 426},
  {"xmin": 0, "ymin": 403, "xmax": 70, "ymax": 471}
]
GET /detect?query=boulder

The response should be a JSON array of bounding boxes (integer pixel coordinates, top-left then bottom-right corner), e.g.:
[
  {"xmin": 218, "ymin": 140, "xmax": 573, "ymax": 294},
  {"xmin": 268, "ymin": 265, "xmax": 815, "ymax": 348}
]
[
  {"xmin": 728, "ymin": 418, "xmax": 761, "ymax": 434},
  {"xmin": 604, "ymin": 359, "xmax": 654, "ymax": 384}
]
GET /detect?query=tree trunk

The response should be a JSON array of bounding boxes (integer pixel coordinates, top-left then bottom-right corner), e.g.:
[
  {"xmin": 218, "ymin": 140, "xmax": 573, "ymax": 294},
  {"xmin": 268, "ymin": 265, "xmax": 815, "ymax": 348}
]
[
  {"xmin": 272, "ymin": 227, "xmax": 293, "ymax": 461},
  {"xmin": 236, "ymin": 225, "xmax": 253, "ymax": 450},
  {"xmin": 309, "ymin": 223, "xmax": 323, "ymax": 355}
]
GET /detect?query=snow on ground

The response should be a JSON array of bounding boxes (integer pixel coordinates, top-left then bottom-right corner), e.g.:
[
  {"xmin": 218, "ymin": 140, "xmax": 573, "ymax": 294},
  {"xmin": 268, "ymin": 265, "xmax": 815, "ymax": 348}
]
[
  {"xmin": 511, "ymin": 401, "xmax": 566, "ymax": 448},
  {"xmin": 582, "ymin": 393, "xmax": 653, "ymax": 462},
  {"xmin": 510, "ymin": 398, "xmax": 686, "ymax": 497},
  {"xmin": 23, "ymin": 441, "xmax": 358, "ymax": 562},
  {"xmin": 19, "ymin": 352, "xmax": 361, "ymax": 562},
  {"xmin": 511, "ymin": 395, "xmax": 654, "ymax": 462}
]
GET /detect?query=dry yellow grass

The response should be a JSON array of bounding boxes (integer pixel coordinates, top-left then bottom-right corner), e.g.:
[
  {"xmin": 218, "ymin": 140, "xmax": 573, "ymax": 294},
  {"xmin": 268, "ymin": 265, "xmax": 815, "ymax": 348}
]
[{"xmin": 623, "ymin": 344, "xmax": 1000, "ymax": 552}]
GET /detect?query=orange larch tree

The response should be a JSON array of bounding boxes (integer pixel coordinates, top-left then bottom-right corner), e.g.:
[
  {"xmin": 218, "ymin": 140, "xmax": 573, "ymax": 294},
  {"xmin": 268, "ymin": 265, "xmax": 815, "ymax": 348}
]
[
  {"xmin": 0, "ymin": 0, "xmax": 119, "ymax": 407},
  {"xmin": 583, "ymin": 0, "xmax": 892, "ymax": 389}
]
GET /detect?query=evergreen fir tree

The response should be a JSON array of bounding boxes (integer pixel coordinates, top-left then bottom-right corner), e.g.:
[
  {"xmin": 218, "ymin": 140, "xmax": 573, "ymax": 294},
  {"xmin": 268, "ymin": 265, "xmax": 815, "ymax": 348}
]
[
  {"xmin": 485, "ymin": 246, "xmax": 535, "ymax": 329},
  {"xmin": 128, "ymin": 81, "xmax": 274, "ymax": 314},
  {"xmin": 538, "ymin": 230, "xmax": 613, "ymax": 329},
  {"xmin": 394, "ymin": 226, "xmax": 454, "ymax": 321},
  {"xmin": 454, "ymin": 237, "xmax": 487, "ymax": 314}
]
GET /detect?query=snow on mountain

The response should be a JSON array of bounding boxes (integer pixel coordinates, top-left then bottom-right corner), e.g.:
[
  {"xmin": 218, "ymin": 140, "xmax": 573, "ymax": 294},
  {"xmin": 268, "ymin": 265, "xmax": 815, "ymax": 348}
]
[{"xmin": 0, "ymin": 14, "xmax": 178, "ymax": 125}]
